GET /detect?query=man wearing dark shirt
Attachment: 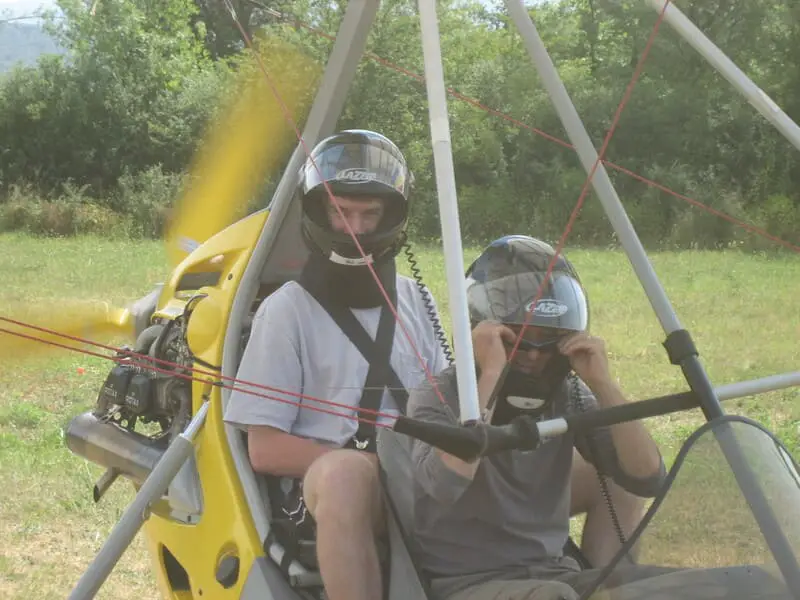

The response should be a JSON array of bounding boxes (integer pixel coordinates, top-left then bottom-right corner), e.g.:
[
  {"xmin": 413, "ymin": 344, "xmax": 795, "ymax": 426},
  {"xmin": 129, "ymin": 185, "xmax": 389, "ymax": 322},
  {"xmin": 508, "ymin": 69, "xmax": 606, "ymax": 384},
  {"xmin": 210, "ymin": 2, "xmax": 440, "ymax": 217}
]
[{"xmin": 406, "ymin": 235, "xmax": 669, "ymax": 599}]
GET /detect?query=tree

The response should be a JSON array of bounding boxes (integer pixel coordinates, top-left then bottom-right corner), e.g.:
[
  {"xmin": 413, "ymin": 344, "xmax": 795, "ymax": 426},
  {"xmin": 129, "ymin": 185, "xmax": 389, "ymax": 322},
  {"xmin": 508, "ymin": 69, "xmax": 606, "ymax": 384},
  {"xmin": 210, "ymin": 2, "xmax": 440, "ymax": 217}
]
[{"xmin": 0, "ymin": 0, "xmax": 225, "ymax": 196}]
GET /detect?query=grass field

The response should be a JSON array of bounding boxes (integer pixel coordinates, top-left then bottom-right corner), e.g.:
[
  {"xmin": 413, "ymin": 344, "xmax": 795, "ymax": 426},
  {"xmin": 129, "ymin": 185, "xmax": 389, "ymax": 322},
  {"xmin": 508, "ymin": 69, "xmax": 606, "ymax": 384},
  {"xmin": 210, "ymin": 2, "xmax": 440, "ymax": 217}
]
[{"xmin": 0, "ymin": 232, "xmax": 798, "ymax": 598}]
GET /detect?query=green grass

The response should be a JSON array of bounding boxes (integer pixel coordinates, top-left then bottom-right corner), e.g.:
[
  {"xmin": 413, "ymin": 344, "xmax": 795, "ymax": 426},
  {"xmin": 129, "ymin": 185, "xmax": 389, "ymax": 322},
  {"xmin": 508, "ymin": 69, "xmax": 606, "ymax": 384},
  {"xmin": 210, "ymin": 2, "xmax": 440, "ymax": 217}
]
[
  {"xmin": 0, "ymin": 233, "xmax": 798, "ymax": 597},
  {"xmin": 400, "ymin": 244, "xmax": 800, "ymax": 459},
  {"xmin": 0, "ymin": 233, "xmax": 168, "ymax": 599}
]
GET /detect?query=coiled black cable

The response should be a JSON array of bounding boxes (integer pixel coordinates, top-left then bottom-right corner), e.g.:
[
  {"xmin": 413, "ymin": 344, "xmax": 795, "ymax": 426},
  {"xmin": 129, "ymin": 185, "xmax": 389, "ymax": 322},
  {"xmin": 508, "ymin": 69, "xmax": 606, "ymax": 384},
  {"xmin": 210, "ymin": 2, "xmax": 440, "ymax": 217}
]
[
  {"xmin": 570, "ymin": 373, "xmax": 628, "ymax": 551},
  {"xmin": 402, "ymin": 241, "xmax": 454, "ymax": 365}
]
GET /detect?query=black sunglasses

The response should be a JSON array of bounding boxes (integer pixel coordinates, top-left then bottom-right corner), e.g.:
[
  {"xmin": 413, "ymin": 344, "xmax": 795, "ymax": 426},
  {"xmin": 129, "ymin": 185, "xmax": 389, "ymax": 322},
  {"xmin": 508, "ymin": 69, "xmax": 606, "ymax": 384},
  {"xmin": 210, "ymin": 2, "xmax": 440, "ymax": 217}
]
[{"xmin": 505, "ymin": 336, "xmax": 562, "ymax": 353}]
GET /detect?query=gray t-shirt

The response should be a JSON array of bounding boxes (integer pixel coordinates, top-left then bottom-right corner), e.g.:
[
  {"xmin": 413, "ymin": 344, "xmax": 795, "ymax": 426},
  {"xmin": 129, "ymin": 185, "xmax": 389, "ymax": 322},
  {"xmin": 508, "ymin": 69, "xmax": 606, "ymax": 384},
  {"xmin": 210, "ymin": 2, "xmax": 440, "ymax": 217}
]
[
  {"xmin": 223, "ymin": 276, "xmax": 448, "ymax": 447},
  {"xmin": 406, "ymin": 365, "xmax": 665, "ymax": 589}
]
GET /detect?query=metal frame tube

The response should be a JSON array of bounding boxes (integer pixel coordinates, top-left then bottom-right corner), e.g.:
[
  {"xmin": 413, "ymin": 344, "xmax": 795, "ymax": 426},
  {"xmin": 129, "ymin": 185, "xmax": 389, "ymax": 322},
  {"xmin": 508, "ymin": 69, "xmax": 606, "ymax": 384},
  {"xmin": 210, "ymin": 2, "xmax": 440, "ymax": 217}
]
[
  {"xmin": 224, "ymin": 0, "xmax": 382, "ymax": 381},
  {"xmin": 68, "ymin": 402, "xmax": 210, "ymax": 600},
  {"xmin": 648, "ymin": 0, "xmax": 800, "ymax": 152},
  {"xmin": 503, "ymin": 0, "xmax": 726, "ymax": 420},
  {"xmin": 417, "ymin": 0, "xmax": 481, "ymax": 423},
  {"xmin": 222, "ymin": 0, "xmax": 382, "ymax": 546},
  {"xmin": 717, "ymin": 370, "xmax": 800, "ymax": 401},
  {"xmin": 537, "ymin": 370, "xmax": 800, "ymax": 439},
  {"xmin": 502, "ymin": 0, "xmax": 683, "ymax": 336},
  {"xmin": 504, "ymin": 2, "xmax": 800, "ymax": 595}
]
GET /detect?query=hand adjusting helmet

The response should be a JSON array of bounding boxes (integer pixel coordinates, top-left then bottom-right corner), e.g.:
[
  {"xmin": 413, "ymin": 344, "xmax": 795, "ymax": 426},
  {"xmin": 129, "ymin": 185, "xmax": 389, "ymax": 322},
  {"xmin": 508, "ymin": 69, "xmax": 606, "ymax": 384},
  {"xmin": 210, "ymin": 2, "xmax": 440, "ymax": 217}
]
[
  {"xmin": 299, "ymin": 129, "xmax": 413, "ymax": 266},
  {"xmin": 465, "ymin": 235, "xmax": 590, "ymax": 422}
]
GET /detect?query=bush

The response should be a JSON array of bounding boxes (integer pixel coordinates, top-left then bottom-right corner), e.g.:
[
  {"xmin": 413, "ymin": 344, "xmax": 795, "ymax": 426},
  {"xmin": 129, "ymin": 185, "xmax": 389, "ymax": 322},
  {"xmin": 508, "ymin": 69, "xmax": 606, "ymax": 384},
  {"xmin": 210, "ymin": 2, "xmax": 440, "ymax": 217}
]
[
  {"xmin": 0, "ymin": 168, "xmax": 186, "ymax": 239},
  {"xmin": 0, "ymin": 182, "xmax": 128, "ymax": 237},
  {"xmin": 111, "ymin": 166, "xmax": 186, "ymax": 239}
]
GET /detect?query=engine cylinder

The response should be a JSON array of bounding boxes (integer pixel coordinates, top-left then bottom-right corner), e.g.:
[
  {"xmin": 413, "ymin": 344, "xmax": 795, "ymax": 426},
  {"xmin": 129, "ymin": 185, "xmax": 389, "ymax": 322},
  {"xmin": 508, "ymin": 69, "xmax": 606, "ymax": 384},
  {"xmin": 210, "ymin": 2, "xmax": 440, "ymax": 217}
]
[{"xmin": 65, "ymin": 411, "xmax": 165, "ymax": 483}]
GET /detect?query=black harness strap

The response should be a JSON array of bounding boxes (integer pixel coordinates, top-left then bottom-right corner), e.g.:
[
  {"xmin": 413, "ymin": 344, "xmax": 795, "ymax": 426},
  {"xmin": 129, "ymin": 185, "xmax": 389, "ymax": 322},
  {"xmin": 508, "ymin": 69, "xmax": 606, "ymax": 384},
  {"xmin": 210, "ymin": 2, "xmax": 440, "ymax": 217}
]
[
  {"xmin": 298, "ymin": 280, "xmax": 410, "ymax": 452},
  {"xmin": 353, "ymin": 301, "xmax": 400, "ymax": 450},
  {"xmin": 265, "ymin": 279, "xmax": 416, "ymax": 581}
]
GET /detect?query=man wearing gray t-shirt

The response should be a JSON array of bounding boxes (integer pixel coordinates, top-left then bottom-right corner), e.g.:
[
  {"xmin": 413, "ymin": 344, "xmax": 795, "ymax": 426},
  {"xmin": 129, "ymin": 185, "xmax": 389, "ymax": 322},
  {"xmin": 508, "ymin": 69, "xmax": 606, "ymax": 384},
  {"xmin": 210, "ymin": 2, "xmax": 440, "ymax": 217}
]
[
  {"xmin": 406, "ymin": 235, "xmax": 670, "ymax": 600},
  {"xmin": 224, "ymin": 130, "xmax": 449, "ymax": 600}
]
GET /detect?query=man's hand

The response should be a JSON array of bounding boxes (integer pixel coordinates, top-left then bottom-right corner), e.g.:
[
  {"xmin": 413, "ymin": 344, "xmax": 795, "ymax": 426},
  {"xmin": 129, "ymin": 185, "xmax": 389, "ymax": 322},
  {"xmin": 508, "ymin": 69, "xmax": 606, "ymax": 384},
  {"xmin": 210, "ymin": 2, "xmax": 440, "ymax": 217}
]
[
  {"xmin": 557, "ymin": 332, "xmax": 612, "ymax": 390},
  {"xmin": 428, "ymin": 320, "xmax": 513, "ymax": 480},
  {"xmin": 559, "ymin": 332, "xmax": 666, "ymax": 482},
  {"xmin": 472, "ymin": 320, "xmax": 515, "ymax": 381}
]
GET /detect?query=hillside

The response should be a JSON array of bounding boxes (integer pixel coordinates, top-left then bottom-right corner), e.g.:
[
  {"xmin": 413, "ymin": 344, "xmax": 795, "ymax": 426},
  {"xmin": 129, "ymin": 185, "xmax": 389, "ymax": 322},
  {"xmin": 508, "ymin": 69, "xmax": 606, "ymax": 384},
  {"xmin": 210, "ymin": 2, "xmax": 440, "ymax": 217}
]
[{"xmin": 0, "ymin": 21, "xmax": 64, "ymax": 72}]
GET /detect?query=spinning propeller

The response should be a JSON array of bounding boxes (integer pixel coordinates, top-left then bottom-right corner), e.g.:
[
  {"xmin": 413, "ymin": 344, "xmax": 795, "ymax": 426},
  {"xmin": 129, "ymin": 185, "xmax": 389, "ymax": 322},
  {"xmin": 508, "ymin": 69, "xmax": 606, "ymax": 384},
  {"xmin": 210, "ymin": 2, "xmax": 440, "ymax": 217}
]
[
  {"xmin": 0, "ymin": 35, "xmax": 321, "ymax": 364},
  {"xmin": 0, "ymin": 303, "xmax": 136, "ymax": 364}
]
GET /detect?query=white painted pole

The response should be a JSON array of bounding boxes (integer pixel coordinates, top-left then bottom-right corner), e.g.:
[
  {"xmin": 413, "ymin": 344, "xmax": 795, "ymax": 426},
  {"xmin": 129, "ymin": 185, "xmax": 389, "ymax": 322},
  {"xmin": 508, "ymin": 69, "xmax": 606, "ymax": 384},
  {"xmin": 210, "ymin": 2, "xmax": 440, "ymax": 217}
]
[{"xmin": 417, "ymin": 0, "xmax": 481, "ymax": 423}]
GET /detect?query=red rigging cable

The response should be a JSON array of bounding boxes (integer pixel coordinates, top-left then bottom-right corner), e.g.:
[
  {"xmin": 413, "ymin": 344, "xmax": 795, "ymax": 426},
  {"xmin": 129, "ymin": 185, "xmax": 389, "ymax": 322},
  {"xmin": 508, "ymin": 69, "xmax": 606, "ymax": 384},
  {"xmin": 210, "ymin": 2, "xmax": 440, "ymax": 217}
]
[
  {"xmin": 2, "ymin": 1, "xmax": 798, "ymax": 426},
  {"xmin": 499, "ymin": 0, "xmax": 671, "ymax": 365},
  {"xmin": 223, "ymin": 0, "xmax": 453, "ymax": 414},
  {"xmin": 0, "ymin": 321, "xmax": 398, "ymax": 427},
  {"xmin": 604, "ymin": 162, "xmax": 800, "ymax": 252},
  {"xmin": 254, "ymin": 3, "xmax": 800, "ymax": 255},
  {"xmin": 220, "ymin": 0, "xmax": 670, "ymax": 412}
]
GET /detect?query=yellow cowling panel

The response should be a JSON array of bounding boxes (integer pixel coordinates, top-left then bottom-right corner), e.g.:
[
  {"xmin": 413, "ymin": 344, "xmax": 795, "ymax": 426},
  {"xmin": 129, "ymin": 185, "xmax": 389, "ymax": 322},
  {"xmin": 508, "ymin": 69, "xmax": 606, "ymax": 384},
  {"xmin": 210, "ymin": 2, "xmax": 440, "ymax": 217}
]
[
  {"xmin": 142, "ymin": 208, "xmax": 272, "ymax": 598},
  {"xmin": 143, "ymin": 383, "xmax": 264, "ymax": 599}
]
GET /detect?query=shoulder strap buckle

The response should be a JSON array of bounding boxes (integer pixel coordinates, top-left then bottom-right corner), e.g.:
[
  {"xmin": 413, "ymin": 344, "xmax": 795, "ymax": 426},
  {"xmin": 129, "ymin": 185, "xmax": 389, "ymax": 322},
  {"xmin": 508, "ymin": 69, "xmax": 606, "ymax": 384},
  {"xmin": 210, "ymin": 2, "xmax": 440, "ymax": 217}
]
[
  {"xmin": 296, "ymin": 277, "xmax": 411, "ymax": 450},
  {"xmin": 353, "ymin": 437, "xmax": 371, "ymax": 451}
]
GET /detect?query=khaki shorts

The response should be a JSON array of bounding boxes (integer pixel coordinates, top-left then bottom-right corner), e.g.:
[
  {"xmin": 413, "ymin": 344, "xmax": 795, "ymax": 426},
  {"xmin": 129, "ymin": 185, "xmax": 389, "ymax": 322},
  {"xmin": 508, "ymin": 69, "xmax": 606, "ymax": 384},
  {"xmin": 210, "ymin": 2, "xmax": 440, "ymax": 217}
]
[{"xmin": 438, "ymin": 563, "xmax": 789, "ymax": 600}]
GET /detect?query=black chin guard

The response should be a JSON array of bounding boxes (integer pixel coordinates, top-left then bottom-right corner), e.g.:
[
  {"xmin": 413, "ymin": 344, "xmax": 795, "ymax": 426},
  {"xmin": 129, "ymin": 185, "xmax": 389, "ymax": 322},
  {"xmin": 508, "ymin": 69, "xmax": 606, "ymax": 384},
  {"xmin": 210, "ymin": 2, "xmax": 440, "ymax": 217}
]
[{"xmin": 489, "ymin": 353, "xmax": 572, "ymax": 426}]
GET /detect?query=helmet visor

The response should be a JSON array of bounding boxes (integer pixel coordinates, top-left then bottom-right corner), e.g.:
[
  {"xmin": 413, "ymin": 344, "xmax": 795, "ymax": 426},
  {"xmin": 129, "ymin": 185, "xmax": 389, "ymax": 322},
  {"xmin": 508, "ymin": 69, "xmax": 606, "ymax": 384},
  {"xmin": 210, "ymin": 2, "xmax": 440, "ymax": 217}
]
[
  {"xmin": 466, "ymin": 270, "xmax": 589, "ymax": 333},
  {"xmin": 301, "ymin": 143, "xmax": 410, "ymax": 199}
]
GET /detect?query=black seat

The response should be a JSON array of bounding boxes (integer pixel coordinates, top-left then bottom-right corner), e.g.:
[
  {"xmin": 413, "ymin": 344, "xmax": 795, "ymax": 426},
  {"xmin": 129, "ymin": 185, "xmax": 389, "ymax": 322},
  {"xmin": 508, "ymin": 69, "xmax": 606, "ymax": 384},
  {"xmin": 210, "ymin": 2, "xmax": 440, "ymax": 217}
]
[{"xmin": 239, "ymin": 432, "xmax": 325, "ymax": 594}]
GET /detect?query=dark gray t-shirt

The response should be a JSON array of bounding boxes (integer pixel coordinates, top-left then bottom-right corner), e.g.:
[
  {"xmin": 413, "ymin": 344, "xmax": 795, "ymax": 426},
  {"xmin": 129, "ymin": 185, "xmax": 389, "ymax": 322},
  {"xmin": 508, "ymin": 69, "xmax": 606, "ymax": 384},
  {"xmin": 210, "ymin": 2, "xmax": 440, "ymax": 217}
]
[{"xmin": 406, "ymin": 365, "xmax": 664, "ymax": 587}]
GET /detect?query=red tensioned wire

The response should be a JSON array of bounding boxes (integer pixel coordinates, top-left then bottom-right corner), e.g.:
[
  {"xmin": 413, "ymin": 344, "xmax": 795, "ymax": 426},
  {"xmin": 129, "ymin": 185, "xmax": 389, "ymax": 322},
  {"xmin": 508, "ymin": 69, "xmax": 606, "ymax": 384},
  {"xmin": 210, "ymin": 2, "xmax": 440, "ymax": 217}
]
[
  {"xmin": 220, "ymin": 2, "xmax": 451, "ymax": 413},
  {"xmin": 506, "ymin": 0, "xmax": 672, "ymax": 363},
  {"xmin": 0, "ymin": 320, "xmax": 398, "ymax": 427},
  {"xmin": 605, "ymin": 162, "xmax": 800, "ymax": 252},
  {"xmin": 259, "ymin": 4, "xmax": 800, "ymax": 255},
  {"xmin": 3, "ymin": 1, "xmax": 795, "ymax": 427},
  {"xmin": 233, "ymin": 0, "xmax": 671, "ymax": 379}
]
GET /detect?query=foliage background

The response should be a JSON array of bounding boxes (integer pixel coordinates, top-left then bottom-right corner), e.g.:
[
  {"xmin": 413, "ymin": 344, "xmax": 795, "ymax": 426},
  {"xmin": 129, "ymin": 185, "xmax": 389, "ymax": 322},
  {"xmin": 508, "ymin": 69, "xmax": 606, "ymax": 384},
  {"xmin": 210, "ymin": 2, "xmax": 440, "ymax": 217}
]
[{"xmin": 0, "ymin": 0, "xmax": 798, "ymax": 251}]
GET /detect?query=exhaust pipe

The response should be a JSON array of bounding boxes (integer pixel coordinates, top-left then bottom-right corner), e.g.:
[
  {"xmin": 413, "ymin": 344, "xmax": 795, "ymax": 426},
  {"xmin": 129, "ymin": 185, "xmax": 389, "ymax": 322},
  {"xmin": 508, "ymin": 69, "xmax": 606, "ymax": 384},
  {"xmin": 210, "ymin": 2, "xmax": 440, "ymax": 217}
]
[
  {"xmin": 93, "ymin": 467, "xmax": 120, "ymax": 502},
  {"xmin": 65, "ymin": 411, "xmax": 166, "ymax": 486}
]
